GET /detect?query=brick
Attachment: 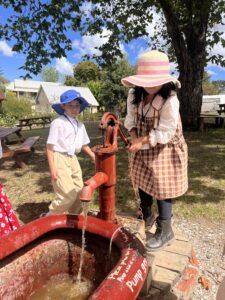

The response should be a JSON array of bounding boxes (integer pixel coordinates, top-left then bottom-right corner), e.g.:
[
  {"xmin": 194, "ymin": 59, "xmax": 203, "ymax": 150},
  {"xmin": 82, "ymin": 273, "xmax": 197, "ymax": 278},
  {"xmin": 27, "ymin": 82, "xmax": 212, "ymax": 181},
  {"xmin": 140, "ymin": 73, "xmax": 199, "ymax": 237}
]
[{"xmin": 171, "ymin": 249, "xmax": 199, "ymax": 300}]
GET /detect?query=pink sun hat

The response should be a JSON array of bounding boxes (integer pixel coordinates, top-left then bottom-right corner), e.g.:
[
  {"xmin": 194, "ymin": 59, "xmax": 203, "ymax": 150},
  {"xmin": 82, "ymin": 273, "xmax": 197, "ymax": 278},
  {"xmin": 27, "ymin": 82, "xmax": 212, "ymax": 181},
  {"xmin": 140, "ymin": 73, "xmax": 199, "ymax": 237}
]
[{"xmin": 121, "ymin": 50, "xmax": 181, "ymax": 88}]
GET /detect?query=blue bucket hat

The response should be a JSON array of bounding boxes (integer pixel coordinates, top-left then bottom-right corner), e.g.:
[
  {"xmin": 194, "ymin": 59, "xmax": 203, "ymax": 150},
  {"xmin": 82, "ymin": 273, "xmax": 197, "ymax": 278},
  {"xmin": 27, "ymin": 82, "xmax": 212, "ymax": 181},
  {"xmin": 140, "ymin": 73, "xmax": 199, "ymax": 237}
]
[{"xmin": 52, "ymin": 89, "xmax": 89, "ymax": 115}]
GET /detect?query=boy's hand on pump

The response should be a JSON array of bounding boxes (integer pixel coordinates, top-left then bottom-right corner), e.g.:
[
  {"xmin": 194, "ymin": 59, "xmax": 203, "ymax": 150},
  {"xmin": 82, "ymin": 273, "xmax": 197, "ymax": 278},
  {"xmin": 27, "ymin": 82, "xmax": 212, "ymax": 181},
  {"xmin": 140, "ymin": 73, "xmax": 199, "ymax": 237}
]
[
  {"xmin": 90, "ymin": 151, "xmax": 95, "ymax": 163},
  {"xmin": 82, "ymin": 145, "xmax": 95, "ymax": 163}
]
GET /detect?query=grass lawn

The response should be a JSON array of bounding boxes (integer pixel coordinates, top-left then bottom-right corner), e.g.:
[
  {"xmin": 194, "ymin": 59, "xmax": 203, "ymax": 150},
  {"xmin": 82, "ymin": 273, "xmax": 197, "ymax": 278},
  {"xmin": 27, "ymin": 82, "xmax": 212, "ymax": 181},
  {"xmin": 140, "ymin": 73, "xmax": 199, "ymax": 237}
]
[{"xmin": 1, "ymin": 121, "xmax": 225, "ymax": 224}]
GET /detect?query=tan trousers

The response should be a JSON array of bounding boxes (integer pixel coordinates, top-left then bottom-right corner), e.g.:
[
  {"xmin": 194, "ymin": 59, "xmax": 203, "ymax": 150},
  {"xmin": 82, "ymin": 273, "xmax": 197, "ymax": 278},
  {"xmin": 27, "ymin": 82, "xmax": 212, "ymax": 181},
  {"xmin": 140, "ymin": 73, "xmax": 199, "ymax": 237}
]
[{"xmin": 49, "ymin": 152, "xmax": 83, "ymax": 214}]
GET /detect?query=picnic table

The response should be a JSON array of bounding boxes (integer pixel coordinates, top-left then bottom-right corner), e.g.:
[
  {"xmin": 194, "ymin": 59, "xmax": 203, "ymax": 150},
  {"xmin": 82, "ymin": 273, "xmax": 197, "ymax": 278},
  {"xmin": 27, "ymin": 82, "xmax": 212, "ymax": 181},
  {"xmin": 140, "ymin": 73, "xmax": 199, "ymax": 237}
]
[
  {"xmin": 198, "ymin": 114, "xmax": 225, "ymax": 132},
  {"xmin": 0, "ymin": 127, "xmax": 40, "ymax": 168},
  {"xmin": 0, "ymin": 127, "xmax": 24, "ymax": 144},
  {"xmin": 18, "ymin": 116, "xmax": 52, "ymax": 129}
]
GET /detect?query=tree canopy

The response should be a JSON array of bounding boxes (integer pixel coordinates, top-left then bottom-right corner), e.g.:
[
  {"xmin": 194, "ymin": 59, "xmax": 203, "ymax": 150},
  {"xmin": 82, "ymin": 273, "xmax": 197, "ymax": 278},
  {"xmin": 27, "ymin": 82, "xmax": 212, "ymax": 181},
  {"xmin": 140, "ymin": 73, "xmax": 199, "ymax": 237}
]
[
  {"xmin": 41, "ymin": 67, "xmax": 59, "ymax": 82},
  {"xmin": 65, "ymin": 61, "xmax": 101, "ymax": 86},
  {"xmin": 212, "ymin": 80, "xmax": 225, "ymax": 94},
  {"xmin": 64, "ymin": 58, "xmax": 135, "ymax": 113},
  {"xmin": 98, "ymin": 57, "xmax": 136, "ymax": 113},
  {"xmin": 64, "ymin": 61, "xmax": 103, "ymax": 106},
  {"xmin": 73, "ymin": 61, "xmax": 100, "ymax": 83},
  {"xmin": 202, "ymin": 72, "xmax": 221, "ymax": 95},
  {"xmin": 0, "ymin": 1, "xmax": 225, "ymax": 126}
]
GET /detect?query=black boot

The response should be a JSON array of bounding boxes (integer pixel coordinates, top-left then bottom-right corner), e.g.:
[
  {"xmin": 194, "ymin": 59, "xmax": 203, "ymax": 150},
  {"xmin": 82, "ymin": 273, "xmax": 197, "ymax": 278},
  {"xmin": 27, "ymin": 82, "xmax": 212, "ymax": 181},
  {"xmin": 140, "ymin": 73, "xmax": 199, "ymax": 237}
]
[
  {"xmin": 138, "ymin": 189, "xmax": 155, "ymax": 229},
  {"xmin": 146, "ymin": 217, "xmax": 175, "ymax": 252},
  {"xmin": 138, "ymin": 206, "xmax": 155, "ymax": 229}
]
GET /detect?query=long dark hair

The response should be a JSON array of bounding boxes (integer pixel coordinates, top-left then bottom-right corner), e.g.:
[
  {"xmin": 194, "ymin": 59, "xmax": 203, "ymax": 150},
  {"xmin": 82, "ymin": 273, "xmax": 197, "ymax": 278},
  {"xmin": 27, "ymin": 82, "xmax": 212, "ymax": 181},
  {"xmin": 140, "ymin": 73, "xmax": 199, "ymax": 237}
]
[{"xmin": 131, "ymin": 82, "xmax": 177, "ymax": 105}]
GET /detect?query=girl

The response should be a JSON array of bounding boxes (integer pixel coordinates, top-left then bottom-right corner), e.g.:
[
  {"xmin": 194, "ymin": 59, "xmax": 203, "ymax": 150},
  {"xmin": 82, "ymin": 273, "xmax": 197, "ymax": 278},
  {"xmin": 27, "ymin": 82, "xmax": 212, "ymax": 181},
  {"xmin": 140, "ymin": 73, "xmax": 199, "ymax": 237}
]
[{"xmin": 121, "ymin": 50, "xmax": 188, "ymax": 252}]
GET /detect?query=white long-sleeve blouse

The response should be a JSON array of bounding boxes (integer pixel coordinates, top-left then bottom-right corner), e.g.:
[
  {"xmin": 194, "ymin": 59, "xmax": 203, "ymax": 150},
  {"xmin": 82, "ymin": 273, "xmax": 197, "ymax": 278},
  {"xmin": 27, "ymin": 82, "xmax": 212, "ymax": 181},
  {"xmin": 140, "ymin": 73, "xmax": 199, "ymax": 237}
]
[{"xmin": 124, "ymin": 89, "xmax": 180, "ymax": 148}]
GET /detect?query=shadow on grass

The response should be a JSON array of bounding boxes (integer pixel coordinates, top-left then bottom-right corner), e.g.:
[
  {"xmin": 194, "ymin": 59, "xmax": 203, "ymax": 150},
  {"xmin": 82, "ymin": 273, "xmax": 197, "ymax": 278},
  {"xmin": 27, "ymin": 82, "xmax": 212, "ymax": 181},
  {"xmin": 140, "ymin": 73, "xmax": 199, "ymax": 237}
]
[
  {"xmin": 16, "ymin": 201, "xmax": 50, "ymax": 223},
  {"xmin": 15, "ymin": 127, "xmax": 225, "ymax": 204},
  {"xmin": 2, "ymin": 124, "xmax": 225, "ymax": 221}
]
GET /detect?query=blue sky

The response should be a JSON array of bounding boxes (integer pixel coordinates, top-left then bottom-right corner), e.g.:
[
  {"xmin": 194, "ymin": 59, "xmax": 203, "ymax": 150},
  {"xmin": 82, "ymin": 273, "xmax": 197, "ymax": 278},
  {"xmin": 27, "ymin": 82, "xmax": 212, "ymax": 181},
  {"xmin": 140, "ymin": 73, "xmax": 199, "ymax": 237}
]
[{"xmin": 0, "ymin": 5, "xmax": 225, "ymax": 82}]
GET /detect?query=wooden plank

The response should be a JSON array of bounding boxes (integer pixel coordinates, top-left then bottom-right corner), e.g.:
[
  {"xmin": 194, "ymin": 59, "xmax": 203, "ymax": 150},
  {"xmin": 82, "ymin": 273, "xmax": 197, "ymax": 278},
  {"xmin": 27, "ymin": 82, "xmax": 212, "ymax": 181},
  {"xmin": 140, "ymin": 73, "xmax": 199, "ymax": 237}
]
[
  {"xmin": 153, "ymin": 251, "xmax": 189, "ymax": 274},
  {"xmin": 173, "ymin": 231, "xmax": 189, "ymax": 242},
  {"xmin": 14, "ymin": 136, "xmax": 40, "ymax": 153},
  {"xmin": 163, "ymin": 239, "xmax": 192, "ymax": 257},
  {"xmin": 151, "ymin": 266, "xmax": 180, "ymax": 291},
  {"xmin": 200, "ymin": 115, "xmax": 225, "ymax": 118},
  {"xmin": 0, "ymin": 127, "xmax": 21, "ymax": 139}
]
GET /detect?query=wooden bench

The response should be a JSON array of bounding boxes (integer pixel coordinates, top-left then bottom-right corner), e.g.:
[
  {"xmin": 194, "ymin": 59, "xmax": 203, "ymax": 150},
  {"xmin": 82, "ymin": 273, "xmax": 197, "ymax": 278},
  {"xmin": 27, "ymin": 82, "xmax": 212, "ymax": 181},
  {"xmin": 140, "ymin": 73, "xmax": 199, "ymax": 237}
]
[
  {"xmin": 198, "ymin": 114, "xmax": 225, "ymax": 132},
  {"xmin": 14, "ymin": 136, "xmax": 40, "ymax": 154},
  {"xmin": 2, "ymin": 136, "xmax": 40, "ymax": 168}
]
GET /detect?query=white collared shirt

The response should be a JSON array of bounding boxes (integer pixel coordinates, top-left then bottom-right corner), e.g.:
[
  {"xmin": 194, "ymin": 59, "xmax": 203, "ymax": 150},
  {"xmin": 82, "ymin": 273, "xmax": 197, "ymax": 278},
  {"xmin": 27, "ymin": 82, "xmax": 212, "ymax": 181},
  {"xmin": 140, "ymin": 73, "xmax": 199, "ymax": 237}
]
[
  {"xmin": 47, "ymin": 114, "xmax": 90, "ymax": 155},
  {"xmin": 124, "ymin": 90, "xmax": 180, "ymax": 147}
]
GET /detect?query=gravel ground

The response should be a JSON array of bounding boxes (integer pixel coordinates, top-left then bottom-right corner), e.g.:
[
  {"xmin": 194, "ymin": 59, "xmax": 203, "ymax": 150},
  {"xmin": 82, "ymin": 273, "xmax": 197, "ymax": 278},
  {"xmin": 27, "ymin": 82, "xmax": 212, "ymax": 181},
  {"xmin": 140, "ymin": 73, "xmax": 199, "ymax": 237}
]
[{"xmin": 175, "ymin": 217, "xmax": 225, "ymax": 300}]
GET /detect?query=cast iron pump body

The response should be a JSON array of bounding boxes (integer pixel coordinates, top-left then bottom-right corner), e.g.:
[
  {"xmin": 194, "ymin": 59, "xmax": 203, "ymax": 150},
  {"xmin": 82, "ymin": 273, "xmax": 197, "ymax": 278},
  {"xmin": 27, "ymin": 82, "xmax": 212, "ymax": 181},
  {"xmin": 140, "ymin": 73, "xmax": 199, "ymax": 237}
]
[{"xmin": 80, "ymin": 112, "xmax": 130, "ymax": 222}]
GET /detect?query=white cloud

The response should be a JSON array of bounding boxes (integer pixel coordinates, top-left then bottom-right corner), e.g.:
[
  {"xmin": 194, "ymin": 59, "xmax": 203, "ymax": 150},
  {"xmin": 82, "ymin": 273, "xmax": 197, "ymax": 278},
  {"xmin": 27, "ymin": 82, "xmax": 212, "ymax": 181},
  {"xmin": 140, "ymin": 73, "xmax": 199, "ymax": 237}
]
[
  {"xmin": 206, "ymin": 25, "xmax": 225, "ymax": 78},
  {"xmin": 145, "ymin": 11, "xmax": 164, "ymax": 39},
  {"xmin": 208, "ymin": 27, "xmax": 225, "ymax": 58},
  {"xmin": 0, "ymin": 40, "xmax": 14, "ymax": 56},
  {"xmin": 55, "ymin": 57, "xmax": 73, "ymax": 75},
  {"xmin": 72, "ymin": 29, "xmax": 126, "ymax": 59},
  {"xmin": 80, "ymin": 1, "xmax": 93, "ymax": 18},
  {"xmin": 126, "ymin": 10, "xmax": 168, "ymax": 63},
  {"xmin": 206, "ymin": 69, "xmax": 217, "ymax": 76}
]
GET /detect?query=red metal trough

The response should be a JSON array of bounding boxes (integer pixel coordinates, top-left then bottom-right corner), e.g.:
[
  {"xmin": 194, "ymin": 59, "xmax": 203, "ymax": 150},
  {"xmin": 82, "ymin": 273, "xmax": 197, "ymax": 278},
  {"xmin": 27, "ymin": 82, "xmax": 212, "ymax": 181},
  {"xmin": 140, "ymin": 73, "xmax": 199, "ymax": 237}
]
[
  {"xmin": 0, "ymin": 113, "xmax": 147, "ymax": 299},
  {"xmin": 0, "ymin": 214, "xmax": 148, "ymax": 299}
]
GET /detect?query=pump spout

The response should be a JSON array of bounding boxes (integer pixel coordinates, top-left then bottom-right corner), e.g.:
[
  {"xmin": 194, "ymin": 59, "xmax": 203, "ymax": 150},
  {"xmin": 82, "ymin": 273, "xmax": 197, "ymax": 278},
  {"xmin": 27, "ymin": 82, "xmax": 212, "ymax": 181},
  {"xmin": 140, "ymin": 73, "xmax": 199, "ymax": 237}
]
[{"xmin": 80, "ymin": 172, "xmax": 109, "ymax": 202}]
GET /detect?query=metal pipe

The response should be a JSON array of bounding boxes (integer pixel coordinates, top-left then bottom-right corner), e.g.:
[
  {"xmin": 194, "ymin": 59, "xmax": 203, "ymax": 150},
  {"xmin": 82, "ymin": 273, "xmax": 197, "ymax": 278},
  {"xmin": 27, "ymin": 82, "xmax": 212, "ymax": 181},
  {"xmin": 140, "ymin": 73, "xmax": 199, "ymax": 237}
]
[{"xmin": 80, "ymin": 172, "xmax": 109, "ymax": 202}]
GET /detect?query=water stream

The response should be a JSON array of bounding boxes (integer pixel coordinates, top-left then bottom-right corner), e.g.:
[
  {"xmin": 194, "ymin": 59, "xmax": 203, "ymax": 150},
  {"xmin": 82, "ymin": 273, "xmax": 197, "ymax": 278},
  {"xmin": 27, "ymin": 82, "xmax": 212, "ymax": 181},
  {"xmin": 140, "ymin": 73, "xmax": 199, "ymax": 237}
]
[
  {"xmin": 109, "ymin": 226, "xmax": 122, "ymax": 255},
  {"xmin": 76, "ymin": 202, "xmax": 89, "ymax": 284}
]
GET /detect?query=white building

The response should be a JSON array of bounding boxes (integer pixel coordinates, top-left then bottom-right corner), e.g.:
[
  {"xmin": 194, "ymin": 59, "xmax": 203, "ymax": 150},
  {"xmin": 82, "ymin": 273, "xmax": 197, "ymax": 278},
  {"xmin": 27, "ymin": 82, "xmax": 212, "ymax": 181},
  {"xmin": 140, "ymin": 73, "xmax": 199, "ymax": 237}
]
[
  {"xmin": 36, "ymin": 84, "xmax": 99, "ymax": 113},
  {"xmin": 6, "ymin": 80, "xmax": 60, "ymax": 101},
  {"xmin": 202, "ymin": 95, "xmax": 225, "ymax": 113}
]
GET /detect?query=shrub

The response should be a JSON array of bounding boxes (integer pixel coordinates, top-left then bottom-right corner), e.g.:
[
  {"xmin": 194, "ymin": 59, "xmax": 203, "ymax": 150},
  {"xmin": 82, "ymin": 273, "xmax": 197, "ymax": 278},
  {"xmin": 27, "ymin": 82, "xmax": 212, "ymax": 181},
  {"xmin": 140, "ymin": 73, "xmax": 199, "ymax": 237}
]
[
  {"xmin": 1, "ymin": 92, "xmax": 32, "ymax": 121},
  {"xmin": 78, "ymin": 111, "xmax": 102, "ymax": 122},
  {"xmin": 0, "ymin": 114, "xmax": 16, "ymax": 126}
]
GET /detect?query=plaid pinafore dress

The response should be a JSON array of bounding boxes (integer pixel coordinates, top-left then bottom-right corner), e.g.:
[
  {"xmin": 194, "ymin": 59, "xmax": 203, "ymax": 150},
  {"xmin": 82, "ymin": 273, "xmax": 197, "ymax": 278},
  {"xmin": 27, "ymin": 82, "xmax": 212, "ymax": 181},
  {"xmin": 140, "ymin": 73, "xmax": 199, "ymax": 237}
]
[{"xmin": 131, "ymin": 99, "xmax": 188, "ymax": 200}]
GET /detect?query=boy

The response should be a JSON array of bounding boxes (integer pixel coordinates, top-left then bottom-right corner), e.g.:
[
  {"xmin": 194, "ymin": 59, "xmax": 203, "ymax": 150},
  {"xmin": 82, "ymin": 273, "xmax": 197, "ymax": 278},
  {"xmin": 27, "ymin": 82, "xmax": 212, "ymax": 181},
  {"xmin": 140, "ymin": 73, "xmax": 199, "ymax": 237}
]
[{"xmin": 46, "ymin": 89, "xmax": 95, "ymax": 215}]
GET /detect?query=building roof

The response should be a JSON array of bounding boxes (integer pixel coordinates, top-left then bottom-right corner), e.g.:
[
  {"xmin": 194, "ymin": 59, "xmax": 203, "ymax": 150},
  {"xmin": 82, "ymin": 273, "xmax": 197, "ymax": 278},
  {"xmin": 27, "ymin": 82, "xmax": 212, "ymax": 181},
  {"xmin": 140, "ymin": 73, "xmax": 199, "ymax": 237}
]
[
  {"xmin": 6, "ymin": 80, "xmax": 61, "ymax": 93},
  {"xmin": 203, "ymin": 94, "xmax": 225, "ymax": 104},
  {"xmin": 37, "ymin": 84, "xmax": 99, "ymax": 107},
  {"xmin": 202, "ymin": 94, "xmax": 225, "ymax": 112}
]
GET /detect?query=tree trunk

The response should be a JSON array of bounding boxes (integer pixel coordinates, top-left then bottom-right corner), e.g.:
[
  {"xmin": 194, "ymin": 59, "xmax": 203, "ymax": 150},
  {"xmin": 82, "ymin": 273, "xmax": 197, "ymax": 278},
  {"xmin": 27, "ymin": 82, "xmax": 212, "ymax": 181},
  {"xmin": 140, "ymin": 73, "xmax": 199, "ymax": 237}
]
[
  {"xmin": 158, "ymin": 0, "xmax": 210, "ymax": 129},
  {"xmin": 178, "ymin": 59, "xmax": 204, "ymax": 129}
]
